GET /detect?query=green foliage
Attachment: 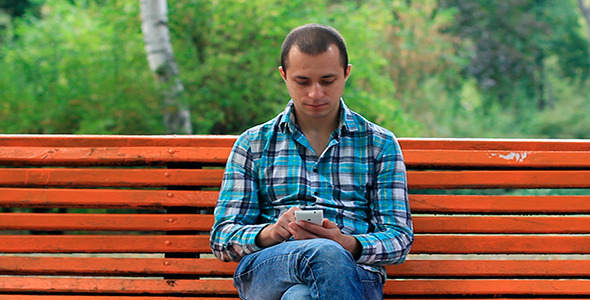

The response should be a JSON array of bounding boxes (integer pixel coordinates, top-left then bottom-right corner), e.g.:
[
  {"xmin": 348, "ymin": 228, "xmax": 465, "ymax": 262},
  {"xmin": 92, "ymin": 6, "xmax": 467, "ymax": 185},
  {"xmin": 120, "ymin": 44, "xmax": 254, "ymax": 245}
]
[
  {"xmin": 0, "ymin": 0, "xmax": 588, "ymax": 139},
  {"xmin": 526, "ymin": 63, "xmax": 590, "ymax": 139},
  {"xmin": 334, "ymin": 1, "xmax": 419, "ymax": 135},
  {"xmin": 0, "ymin": 0, "xmax": 40, "ymax": 18},
  {"xmin": 440, "ymin": 0, "xmax": 589, "ymax": 111},
  {"xmin": 400, "ymin": 0, "xmax": 590, "ymax": 138},
  {"xmin": 0, "ymin": 0, "xmax": 164, "ymax": 134},
  {"xmin": 169, "ymin": 0, "xmax": 416, "ymax": 135},
  {"xmin": 169, "ymin": 0, "xmax": 296, "ymax": 134}
]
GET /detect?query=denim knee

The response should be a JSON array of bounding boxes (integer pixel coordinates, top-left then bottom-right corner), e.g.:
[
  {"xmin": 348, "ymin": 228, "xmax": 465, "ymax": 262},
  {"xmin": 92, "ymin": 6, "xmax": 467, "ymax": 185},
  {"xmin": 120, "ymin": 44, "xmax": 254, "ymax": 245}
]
[
  {"xmin": 307, "ymin": 239, "xmax": 353, "ymax": 257},
  {"xmin": 300, "ymin": 239, "xmax": 356, "ymax": 269},
  {"xmin": 281, "ymin": 284, "xmax": 312, "ymax": 300}
]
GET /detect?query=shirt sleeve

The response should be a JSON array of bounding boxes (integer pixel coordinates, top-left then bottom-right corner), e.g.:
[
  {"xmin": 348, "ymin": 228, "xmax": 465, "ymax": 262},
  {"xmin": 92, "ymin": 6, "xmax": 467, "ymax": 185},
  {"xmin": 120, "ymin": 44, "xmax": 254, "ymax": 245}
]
[
  {"xmin": 353, "ymin": 136, "xmax": 414, "ymax": 266},
  {"xmin": 209, "ymin": 133, "xmax": 267, "ymax": 262}
]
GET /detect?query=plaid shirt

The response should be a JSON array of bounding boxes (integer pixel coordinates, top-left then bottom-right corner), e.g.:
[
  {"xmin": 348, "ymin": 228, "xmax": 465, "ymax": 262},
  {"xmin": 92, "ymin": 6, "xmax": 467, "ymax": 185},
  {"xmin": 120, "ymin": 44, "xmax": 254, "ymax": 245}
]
[{"xmin": 210, "ymin": 99, "xmax": 413, "ymax": 277}]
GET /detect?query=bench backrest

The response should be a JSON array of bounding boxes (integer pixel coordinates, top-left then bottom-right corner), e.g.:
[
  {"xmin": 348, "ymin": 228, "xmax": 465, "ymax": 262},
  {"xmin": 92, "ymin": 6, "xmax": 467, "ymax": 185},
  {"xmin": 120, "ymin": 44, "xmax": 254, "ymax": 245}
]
[{"xmin": 0, "ymin": 135, "xmax": 588, "ymax": 298}]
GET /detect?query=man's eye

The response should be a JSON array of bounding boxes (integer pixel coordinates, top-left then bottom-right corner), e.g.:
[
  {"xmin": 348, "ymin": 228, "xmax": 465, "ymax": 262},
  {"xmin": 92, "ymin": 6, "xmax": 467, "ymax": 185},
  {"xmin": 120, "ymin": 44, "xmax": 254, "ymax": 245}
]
[
  {"xmin": 296, "ymin": 81, "xmax": 310, "ymax": 86},
  {"xmin": 322, "ymin": 80, "xmax": 335, "ymax": 85}
]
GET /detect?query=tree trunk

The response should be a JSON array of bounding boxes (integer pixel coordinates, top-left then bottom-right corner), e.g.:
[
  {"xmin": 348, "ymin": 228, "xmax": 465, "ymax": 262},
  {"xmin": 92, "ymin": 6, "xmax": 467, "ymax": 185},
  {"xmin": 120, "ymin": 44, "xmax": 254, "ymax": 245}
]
[
  {"xmin": 579, "ymin": 0, "xmax": 590, "ymax": 67},
  {"xmin": 140, "ymin": 0, "xmax": 192, "ymax": 134}
]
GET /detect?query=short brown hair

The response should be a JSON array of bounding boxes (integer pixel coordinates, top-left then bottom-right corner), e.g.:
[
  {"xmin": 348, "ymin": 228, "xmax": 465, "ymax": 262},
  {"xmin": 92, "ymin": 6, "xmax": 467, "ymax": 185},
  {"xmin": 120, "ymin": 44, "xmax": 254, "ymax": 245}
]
[{"xmin": 280, "ymin": 24, "xmax": 348, "ymax": 75}]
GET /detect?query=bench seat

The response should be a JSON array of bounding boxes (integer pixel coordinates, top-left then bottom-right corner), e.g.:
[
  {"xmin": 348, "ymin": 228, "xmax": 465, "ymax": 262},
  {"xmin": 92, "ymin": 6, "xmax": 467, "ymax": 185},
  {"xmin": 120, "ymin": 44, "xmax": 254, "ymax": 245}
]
[{"xmin": 0, "ymin": 135, "xmax": 588, "ymax": 298}]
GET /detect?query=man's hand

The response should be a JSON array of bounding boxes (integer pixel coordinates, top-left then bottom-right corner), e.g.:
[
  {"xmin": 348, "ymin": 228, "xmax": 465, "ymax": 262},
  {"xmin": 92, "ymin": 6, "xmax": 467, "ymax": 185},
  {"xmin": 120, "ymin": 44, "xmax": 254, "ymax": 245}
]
[
  {"xmin": 255, "ymin": 207, "xmax": 301, "ymax": 248},
  {"xmin": 289, "ymin": 218, "xmax": 362, "ymax": 260},
  {"xmin": 255, "ymin": 208, "xmax": 362, "ymax": 260}
]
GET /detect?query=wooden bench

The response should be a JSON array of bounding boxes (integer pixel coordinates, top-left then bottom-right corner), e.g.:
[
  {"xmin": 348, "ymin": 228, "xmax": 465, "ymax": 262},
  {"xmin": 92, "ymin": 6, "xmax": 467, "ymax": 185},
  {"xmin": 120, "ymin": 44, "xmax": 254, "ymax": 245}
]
[{"xmin": 0, "ymin": 134, "xmax": 589, "ymax": 299}]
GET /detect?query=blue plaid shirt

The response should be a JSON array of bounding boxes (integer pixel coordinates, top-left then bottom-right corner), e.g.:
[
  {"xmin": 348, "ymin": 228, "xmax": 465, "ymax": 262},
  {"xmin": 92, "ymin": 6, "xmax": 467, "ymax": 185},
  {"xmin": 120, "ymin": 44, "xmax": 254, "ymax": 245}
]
[{"xmin": 210, "ymin": 99, "xmax": 413, "ymax": 277}]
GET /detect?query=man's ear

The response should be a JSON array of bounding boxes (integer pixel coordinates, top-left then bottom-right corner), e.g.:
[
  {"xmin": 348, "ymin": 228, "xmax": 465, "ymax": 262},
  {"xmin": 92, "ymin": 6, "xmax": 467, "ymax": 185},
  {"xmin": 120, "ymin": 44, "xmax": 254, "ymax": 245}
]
[
  {"xmin": 279, "ymin": 66, "xmax": 287, "ymax": 82},
  {"xmin": 344, "ymin": 64, "xmax": 352, "ymax": 80}
]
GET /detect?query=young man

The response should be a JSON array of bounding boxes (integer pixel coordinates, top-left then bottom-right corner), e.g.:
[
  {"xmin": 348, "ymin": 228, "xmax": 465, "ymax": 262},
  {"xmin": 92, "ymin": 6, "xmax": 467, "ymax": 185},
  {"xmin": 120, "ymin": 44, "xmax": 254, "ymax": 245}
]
[{"xmin": 210, "ymin": 24, "xmax": 413, "ymax": 300}]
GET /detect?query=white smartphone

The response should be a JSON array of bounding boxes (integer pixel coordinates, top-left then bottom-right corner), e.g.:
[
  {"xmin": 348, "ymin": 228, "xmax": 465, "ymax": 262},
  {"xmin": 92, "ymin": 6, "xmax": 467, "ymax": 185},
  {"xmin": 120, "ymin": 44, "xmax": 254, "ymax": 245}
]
[{"xmin": 294, "ymin": 210, "xmax": 324, "ymax": 226}]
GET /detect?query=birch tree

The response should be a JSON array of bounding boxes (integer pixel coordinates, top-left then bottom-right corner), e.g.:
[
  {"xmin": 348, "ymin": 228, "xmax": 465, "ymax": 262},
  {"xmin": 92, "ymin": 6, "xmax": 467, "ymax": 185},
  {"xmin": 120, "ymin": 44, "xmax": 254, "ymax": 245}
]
[
  {"xmin": 579, "ymin": 0, "xmax": 590, "ymax": 66},
  {"xmin": 140, "ymin": 0, "xmax": 192, "ymax": 134}
]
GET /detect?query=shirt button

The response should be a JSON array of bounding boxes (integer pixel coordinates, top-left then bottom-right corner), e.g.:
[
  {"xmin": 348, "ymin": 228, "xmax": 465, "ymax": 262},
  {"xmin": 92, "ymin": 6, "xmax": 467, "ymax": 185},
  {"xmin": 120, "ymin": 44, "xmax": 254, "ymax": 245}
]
[
  {"xmin": 313, "ymin": 168, "xmax": 318, "ymax": 173},
  {"xmin": 314, "ymin": 192, "xmax": 319, "ymax": 196}
]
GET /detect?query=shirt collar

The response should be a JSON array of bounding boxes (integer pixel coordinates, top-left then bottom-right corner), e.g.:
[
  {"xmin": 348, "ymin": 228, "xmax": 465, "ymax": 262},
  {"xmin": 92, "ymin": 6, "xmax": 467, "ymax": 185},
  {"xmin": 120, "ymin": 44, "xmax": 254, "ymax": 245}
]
[{"xmin": 278, "ymin": 99, "xmax": 360, "ymax": 135}]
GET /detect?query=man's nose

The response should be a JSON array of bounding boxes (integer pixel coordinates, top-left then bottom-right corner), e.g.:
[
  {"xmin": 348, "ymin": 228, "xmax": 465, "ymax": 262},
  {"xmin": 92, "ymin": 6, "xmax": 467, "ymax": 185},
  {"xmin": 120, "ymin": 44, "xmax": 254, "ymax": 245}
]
[{"xmin": 308, "ymin": 83, "xmax": 324, "ymax": 99}]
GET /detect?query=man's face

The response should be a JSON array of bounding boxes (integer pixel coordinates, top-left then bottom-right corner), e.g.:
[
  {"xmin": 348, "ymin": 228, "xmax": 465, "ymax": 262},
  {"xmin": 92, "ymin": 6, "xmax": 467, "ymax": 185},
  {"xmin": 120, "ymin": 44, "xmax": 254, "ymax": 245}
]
[{"xmin": 279, "ymin": 45, "xmax": 351, "ymax": 124}]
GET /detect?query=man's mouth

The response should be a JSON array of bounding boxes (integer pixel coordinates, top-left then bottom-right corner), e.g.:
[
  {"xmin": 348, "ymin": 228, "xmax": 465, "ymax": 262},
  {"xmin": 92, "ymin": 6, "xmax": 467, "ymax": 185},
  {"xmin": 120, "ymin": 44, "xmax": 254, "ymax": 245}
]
[{"xmin": 306, "ymin": 103, "xmax": 327, "ymax": 108}]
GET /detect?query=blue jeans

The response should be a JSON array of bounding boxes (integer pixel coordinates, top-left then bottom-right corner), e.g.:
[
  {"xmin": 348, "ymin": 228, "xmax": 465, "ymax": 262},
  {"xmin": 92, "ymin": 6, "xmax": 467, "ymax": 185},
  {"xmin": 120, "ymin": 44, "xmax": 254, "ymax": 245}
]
[{"xmin": 233, "ymin": 239, "xmax": 384, "ymax": 300}]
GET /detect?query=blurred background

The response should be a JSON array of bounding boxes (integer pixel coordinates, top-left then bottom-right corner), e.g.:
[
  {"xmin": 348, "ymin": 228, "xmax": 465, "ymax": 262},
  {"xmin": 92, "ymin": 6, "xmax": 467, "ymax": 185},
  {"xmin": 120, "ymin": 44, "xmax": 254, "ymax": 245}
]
[{"xmin": 0, "ymin": 0, "xmax": 588, "ymax": 138}]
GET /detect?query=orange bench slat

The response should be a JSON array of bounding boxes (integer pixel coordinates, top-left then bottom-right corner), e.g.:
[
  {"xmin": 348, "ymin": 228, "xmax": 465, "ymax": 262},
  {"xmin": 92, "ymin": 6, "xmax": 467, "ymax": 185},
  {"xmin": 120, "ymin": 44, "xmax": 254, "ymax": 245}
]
[
  {"xmin": 408, "ymin": 170, "xmax": 590, "ymax": 189},
  {"xmin": 399, "ymin": 138, "xmax": 590, "ymax": 151},
  {"xmin": 2, "ymin": 147, "xmax": 588, "ymax": 169},
  {"xmin": 3, "ymin": 256, "xmax": 588, "ymax": 278},
  {"xmin": 0, "ymin": 235, "xmax": 210, "ymax": 253},
  {"xmin": 404, "ymin": 149, "xmax": 590, "ymax": 168},
  {"xmin": 413, "ymin": 216, "xmax": 590, "ymax": 234},
  {"xmin": 382, "ymin": 279, "xmax": 590, "ymax": 296},
  {"xmin": 3, "ymin": 213, "xmax": 588, "ymax": 234},
  {"xmin": 410, "ymin": 194, "xmax": 590, "ymax": 213},
  {"xmin": 386, "ymin": 259, "xmax": 590, "ymax": 278},
  {"xmin": 0, "ymin": 277, "xmax": 588, "ymax": 296},
  {"xmin": 2, "ymin": 235, "xmax": 587, "ymax": 254},
  {"xmin": 0, "ymin": 188, "xmax": 218, "ymax": 209},
  {"xmin": 2, "ymin": 189, "xmax": 588, "ymax": 213},
  {"xmin": 0, "ymin": 277, "xmax": 237, "ymax": 295},
  {"xmin": 0, "ymin": 213, "xmax": 214, "ymax": 231},
  {"xmin": 0, "ymin": 146, "xmax": 231, "ymax": 166},
  {"xmin": 1, "ymin": 169, "xmax": 588, "ymax": 189},
  {"xmin": 0, "ymin": 168, "xmax": 224, "ymax": 187},
  {"xmin": 412, "ymin": 235, "xmax": 590, "ymax": 254},
  {"xmin": 0, "ymin": 257, "xmax": 237, "ymax": 277}
]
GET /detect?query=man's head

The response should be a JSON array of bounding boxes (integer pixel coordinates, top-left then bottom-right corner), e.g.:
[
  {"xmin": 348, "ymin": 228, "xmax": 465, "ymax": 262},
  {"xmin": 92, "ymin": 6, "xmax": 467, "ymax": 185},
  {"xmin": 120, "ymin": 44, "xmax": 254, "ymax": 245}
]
[
  {"xmin": 278, "ymin": 24, "xmax": 352, "ymax": 127},
  {"xmin": 280, "ymin": 24, "xmax": 349, "ymax": 76}
]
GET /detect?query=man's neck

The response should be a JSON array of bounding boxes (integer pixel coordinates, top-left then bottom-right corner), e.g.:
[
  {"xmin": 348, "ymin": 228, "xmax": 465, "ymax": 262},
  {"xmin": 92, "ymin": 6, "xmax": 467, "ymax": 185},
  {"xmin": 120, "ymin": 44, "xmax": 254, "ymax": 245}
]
[{"xmin": 295, "ymin": 110, "xmax": 340, "ymax": 156}]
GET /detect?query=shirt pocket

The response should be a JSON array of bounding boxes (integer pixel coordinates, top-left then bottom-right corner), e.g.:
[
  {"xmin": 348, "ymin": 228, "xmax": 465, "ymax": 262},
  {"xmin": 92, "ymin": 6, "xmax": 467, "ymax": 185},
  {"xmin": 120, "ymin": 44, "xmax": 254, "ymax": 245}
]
[
  {"xmin": 330, "ymin": 156, "xmax": 373, "ymax": 206},
  {"xmin": 259, "ymin": 156, "xmax": 310, "ymax": 206}
]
